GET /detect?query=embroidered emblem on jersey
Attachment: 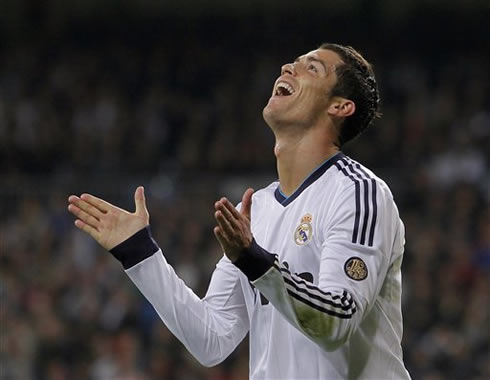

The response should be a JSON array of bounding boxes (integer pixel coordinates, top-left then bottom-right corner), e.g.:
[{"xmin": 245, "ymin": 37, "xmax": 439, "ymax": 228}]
[
  {"xmin": 294, "ymin": 213, "xmax": 313, "ymax": 245},
  {"xmin": 344, "ymin": 257, "xmax": 368, "ymax": 281}
]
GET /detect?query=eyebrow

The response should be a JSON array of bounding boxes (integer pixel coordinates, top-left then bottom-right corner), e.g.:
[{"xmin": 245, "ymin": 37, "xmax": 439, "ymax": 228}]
[{"xmin": 294, "ymin": 56, "xmax": 328, "ymax": 73}]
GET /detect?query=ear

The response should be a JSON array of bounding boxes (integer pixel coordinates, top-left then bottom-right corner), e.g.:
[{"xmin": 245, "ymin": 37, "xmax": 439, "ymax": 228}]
[{"xmin": 327, "ymin": 98, "xmax": 356, "ymax": 118}]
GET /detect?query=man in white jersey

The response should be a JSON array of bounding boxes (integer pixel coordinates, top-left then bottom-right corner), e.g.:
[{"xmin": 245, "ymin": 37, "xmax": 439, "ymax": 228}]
[{"xmin": 68, "ymin": 43, "xmax": 411, "ymax": 379}]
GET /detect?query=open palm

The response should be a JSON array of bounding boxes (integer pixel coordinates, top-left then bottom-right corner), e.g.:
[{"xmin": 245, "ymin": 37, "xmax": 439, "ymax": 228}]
[{"xmin": 68, "ymin": 186, "xmax": 149, "ymax": 251}]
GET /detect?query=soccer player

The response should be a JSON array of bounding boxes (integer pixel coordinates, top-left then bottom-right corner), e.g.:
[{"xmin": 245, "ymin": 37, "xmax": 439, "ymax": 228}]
[{"xmin": 68, "ymin": 43, "xmax": 411, "ymax": 379}]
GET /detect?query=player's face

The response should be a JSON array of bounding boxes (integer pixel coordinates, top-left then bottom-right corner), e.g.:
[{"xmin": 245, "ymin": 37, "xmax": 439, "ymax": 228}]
[{"xmin": 263, "ymin": 49, "xmax": 343, "ymax": 130}]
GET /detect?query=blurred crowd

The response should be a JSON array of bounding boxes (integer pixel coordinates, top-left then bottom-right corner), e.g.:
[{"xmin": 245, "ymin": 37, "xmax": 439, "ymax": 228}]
[{"xmin": 1, "ymin": 6, "xmax": 489, "ymax": 380}]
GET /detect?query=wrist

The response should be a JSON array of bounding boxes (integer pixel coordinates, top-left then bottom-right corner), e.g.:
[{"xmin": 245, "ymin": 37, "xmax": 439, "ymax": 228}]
[
  {"xmin": 110, "ymin": 225, "xmax": 159, "ymax": 269},
  {"xmin": 232, "ymin": 239, "xmax": 276, "ymax": 281}
]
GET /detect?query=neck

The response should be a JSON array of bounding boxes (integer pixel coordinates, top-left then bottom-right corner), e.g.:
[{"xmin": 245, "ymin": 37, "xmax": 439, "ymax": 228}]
[{"xmin": 274, "ymin": 127, "xmax": 340, "ymax": 196}]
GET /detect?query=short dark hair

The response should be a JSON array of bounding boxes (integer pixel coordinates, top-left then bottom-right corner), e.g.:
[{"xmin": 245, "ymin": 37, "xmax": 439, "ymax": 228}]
[{"xmin": 320, "ymin": 43, "xmax": 381, "ymax": 146}]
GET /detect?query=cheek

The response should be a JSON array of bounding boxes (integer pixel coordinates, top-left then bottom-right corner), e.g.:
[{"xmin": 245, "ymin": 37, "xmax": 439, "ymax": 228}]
[{"xmin": 298, "ymin": 88, "xmax": 327, "ymax": 111}]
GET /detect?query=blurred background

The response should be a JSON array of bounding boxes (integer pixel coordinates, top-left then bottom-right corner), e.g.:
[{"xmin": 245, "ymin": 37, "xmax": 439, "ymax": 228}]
[{"xmin": 1, "ymin": 0, "xmax": 489, "ymax": 379}]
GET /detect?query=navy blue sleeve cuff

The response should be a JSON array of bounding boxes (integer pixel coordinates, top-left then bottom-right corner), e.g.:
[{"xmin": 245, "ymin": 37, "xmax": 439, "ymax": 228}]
[
  {"xmin": 233, "ymin": 239, "xmax": 276, "ymax": 281},
  {"xmin": 109, "ymin": 225, "xmax": 160, "ymax": 270}
]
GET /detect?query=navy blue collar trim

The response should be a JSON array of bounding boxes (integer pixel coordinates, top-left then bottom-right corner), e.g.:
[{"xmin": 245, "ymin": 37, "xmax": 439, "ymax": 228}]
[{"xmin": 274, "ymin": 152, "xmax": 344, "ymax": 207}]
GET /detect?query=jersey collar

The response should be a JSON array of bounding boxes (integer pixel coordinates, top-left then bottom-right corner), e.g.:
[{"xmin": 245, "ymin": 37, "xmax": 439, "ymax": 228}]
[{"xmin": 274, "ymin": 152, "xmax": 345, "ymax": 207}]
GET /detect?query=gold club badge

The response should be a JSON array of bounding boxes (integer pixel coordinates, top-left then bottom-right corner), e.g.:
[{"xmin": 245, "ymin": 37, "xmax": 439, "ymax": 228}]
[
  {"xmin": 294, "ymin": 213, "xmax": 313, "ymax": 245},
  {"xmin": 344, "ymin": 257, "xmax": 368, "ymax": 281}
]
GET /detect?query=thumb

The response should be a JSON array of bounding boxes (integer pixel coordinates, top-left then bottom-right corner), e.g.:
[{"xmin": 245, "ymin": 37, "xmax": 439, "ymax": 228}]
[
  {"xmin": 134, "ymin": 186, "xmax": 149, "ymax": 218},
  {"xmin": 240, "ymin": 188, "xmax": 254, "ymax": 221}
]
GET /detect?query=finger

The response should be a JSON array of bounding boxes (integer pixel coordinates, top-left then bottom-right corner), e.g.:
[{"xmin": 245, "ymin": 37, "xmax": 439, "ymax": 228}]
[
  {"xmin": 215, "ymin": 209, "xmax": 235, "ymax": 237},
  {"xmin": 79, "ymin": 193, "xmax": 111, "ymax": 213},
  {"xmin": 68, "ymin": 204, "xmax": 100, "ymax": 230},
  {"xmin": 220, "ymin": 198, "xmax": 243, "ymax": 220},
  {"xmin": 134, "ymin": 186, "xmax": 149, "ymax": 219},
  {"xmin": 69, "ymin": 195, "xmax": 104, "ymax": 220},
  {"xmin": 74, "ymin": 219, "xmax": 100, "ymax": 241},
  {"xmin": 240, "ymin": 188, "xmax": 254, "ymax": 220},
  {"xmin": 215, "ymin": 200, "xmax": 240, "ymax": 228},
  {"xmin": 213, "ymin": 226, "xmax": 230, "ymax": 250}
]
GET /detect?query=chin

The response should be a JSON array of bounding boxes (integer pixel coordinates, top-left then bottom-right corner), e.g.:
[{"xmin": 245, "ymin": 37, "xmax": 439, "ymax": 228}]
[
  {"xmin": 262, "ymin": 98, "xmax": 301, "ymax": 130},
  {"xmin": 262, "ymin": 103, "xmax": 277, "ymax": 127}
]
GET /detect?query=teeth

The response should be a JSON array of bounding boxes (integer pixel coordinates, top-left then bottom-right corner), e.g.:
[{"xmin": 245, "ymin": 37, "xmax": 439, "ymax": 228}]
[{"xmin": 276, "ymin": 81, "xmax": 294, "ymax": 96}]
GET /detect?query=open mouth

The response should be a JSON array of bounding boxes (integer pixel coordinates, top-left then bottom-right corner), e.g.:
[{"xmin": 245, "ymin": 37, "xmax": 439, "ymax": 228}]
[{"xmin": 275, "ymin": 81, "xmax": 295, "ymax": 97}]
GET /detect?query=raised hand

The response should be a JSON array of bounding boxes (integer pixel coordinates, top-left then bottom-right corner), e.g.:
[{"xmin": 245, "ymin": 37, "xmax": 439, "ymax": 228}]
[
  {"xmin": 214, "ymin": 188, "xmax": 254, "ymax": 262},
  {"xmin": 67, "ymin": 186, "xmax": 150, "ymax": 251}
]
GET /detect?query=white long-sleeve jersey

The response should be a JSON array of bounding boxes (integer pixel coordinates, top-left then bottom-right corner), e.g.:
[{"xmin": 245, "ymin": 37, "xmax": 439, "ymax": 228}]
[{"xmin": 110, "ymin": 152, "xmax": 411, "ymax": 379}]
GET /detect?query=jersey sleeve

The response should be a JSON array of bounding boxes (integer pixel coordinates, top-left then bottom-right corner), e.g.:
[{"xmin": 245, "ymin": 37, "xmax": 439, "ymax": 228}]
[
  {"xmin": 233, "ymin": 181, "xmax": 397, "ymax": 351},
  {"xmin": 109, "ymin": 226, "xmax": 250, "ymax": 367}
]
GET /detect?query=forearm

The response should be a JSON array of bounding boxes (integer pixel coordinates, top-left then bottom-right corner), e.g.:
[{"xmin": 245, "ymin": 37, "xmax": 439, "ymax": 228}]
[
  {"xmin": 234, "ymin": 240, "xmax": 360, "ymax": 351},
  {"xmin": 111, "ymin": 227, "xmax": 248, "ymax": 366}
]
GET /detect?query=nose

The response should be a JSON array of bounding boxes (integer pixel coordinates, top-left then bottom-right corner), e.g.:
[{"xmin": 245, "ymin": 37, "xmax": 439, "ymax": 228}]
[{"xmin": 281, "ymin": 63, "xmax": 295, "ymax": 76}]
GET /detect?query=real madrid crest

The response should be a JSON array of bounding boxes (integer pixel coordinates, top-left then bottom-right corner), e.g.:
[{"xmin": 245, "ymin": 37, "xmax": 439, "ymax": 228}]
[{"xmin": 294, "ymin": 213, "xmax": 313, "ymax": 245}]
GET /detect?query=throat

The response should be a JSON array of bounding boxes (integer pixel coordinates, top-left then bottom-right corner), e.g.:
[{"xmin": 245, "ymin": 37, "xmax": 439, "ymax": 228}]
[{"xmin": 275, "ymin": 141, "xmax": 340, "ymax": 197}]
